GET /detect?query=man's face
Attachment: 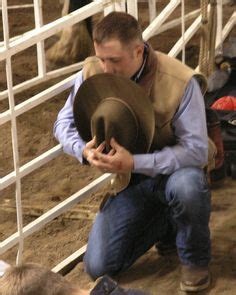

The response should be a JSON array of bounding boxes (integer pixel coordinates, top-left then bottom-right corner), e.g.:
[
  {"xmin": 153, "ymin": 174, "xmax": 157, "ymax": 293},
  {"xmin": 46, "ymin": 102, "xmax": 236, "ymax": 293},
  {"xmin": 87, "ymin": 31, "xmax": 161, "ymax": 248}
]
[{"xmin": 94, "ymin": 39, "xmax": 144, "ymax": 78}]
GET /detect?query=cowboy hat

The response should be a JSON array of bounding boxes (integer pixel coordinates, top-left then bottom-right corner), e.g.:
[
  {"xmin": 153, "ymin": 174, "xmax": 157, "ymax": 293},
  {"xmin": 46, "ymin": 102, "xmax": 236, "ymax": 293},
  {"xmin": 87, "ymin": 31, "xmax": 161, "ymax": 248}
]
[{"xmin": 73, "ymin": 73, "xmax": 155, "ymax": 191}]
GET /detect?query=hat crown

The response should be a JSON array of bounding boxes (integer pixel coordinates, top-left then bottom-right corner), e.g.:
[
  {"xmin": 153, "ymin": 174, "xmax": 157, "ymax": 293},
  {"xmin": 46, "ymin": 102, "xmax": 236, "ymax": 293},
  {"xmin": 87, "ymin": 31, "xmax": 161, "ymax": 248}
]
[
  {"xmin": 73, "ymin": 73, "xmax": 155, "ymax": 154},
  {"xmin": 91, "ymin": 97, "xmax": 139, "ymax": 153}
]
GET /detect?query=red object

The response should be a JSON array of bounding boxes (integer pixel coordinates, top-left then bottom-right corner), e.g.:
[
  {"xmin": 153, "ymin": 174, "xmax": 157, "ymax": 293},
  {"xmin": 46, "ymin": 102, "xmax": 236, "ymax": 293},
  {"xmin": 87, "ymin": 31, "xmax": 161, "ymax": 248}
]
[{"xmin": 211, "ymin": 96, "xmax": 236, "ymax": 111}]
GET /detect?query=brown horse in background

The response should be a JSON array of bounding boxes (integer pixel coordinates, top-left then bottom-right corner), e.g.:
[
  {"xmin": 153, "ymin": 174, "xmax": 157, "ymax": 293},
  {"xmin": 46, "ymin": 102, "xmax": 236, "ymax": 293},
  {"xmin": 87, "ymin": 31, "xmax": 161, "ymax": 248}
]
[{"xmin": 46, "ymin": 0, "xmax": 93, "ymax": 68}]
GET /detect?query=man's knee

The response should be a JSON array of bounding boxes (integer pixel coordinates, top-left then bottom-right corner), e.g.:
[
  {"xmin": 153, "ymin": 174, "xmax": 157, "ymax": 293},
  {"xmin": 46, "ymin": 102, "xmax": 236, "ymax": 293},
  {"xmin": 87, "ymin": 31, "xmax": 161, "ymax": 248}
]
[
  {"xmin": 84, "ymin": 252, "xmax": 107, "ymax": 280},
  {"xmin": 166, "ymin": 167, "xmax": 210, "ymax": 216},
  {"xmin": 84, "ymin": 248, "xmax": 122, "ymax": 280}
]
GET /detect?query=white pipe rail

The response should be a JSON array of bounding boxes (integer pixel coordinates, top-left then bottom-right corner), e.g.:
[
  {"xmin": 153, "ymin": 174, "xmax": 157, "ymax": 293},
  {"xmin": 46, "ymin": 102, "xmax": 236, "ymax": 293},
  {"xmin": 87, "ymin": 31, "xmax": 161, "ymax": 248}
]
[
  {"xmin": 216, "ymin": 10, "xmax": 236, "ymax": 49},
  {"xmin": 0, "ymin": 173, "xmax": 114, "ymax": 255},
  {"xmin": 143, "ymin": 0, "xmax": 181, "ymax": 41},
  {"xmin": 168, "ymin": 9, "xmax": 202, "ymax": 58},
  {"xmin": 0, "ymin": 62, "xmax": 83, "ymax": 101},
  {"xmin": 148, "ymin": 0, "xmax": 156, "ymax": 23},
  {"xmin": 169, "ymin": 2, "xmax": 235, "ymax": 60},
  {"xmin": 0, "ymin": 0, "xmax": 105, "ymax": 61},
  {"xmin": 1, "ymin": 0, "xmax": 235, "ymax": 272},
  {"xmin": 0, "ymin": 4, "xmax": 34, "ymax": 10},
  {"xmin": 0, "ymin": 74, "xmax": 77, "ymax": 126},
  {"xmin": 0, "ymin": 35, "xmax": 21, "ymax": 46},
  {"xmin": 216, "ymin": 0, "xmax": 223, "ymax": 55},
  {"xmin": 127, "ymin": 0, "xmax": 138, "ymax": 19},
  {"xmin": 155, "ymin": 8, "xmax": 201, "ymax": 35},
  {"xmin": 52, "ymin": 245, "xmax": 87, "ymax": 274},
  {"xmin": 34, "ymin": 0, "xmax": 46, "ymax": 77},
  {"xmin": 115, "ymin": 0, "xmax": 126, "ymax": 11},
  {"xmin": 2, "ymin": 0, "xmax": 24, "ymax": 265},
  {"xmin": 181, "ymin": 0, "xmax": 185, "ymax": 63},
  {"xmin": 0, "ymin": 145, "xmax": 62, "ymax": 191}
]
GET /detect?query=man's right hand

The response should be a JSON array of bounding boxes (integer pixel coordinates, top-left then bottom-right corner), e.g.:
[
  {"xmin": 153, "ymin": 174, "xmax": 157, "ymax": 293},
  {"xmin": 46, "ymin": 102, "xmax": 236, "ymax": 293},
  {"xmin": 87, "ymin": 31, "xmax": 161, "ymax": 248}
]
[{"xmin": 83, "ymin": 137, "xmax": 106, "ymax": 164}]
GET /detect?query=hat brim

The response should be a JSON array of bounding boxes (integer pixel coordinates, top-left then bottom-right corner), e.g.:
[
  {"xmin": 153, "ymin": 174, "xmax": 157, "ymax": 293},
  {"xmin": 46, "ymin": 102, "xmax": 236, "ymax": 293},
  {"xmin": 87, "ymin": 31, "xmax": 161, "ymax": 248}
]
[{"xmin": 73, "ymin": 73, "xmax": 155, "ymax": 154}]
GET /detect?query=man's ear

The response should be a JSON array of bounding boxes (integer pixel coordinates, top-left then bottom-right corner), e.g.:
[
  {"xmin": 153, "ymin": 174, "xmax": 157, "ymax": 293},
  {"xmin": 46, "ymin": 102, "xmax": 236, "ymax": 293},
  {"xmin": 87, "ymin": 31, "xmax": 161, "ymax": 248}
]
[{"xmin": 135, "ymin": 43, "xmax": 144, "ymax": 58}]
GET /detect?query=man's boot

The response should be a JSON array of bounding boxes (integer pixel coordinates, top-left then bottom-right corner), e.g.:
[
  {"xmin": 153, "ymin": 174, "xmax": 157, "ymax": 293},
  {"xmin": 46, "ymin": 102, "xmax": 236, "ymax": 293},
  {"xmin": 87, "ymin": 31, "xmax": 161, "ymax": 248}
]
[{"xmin": 180, "ymin": 265, "xmax": 210, "ymax": 292}]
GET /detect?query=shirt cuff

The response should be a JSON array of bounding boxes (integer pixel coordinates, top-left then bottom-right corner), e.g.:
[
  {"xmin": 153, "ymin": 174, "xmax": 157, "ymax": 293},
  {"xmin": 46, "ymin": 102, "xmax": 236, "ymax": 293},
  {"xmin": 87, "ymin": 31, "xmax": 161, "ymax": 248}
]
[
  {"xmin": 133, "ymin": 154, "xmax": 156, "ymax": 177},
  {"xmin": 71, "ymin": 141, "xmax": 86, "ymax": 163}
]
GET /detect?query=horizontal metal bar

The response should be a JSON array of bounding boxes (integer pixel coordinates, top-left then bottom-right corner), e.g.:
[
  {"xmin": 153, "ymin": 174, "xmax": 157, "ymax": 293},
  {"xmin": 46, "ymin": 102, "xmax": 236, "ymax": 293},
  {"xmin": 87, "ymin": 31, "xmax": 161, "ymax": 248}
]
[
  {"xmin": 0, "ymin": 73, "xmax": 77, "ymax": 125},
  {"xmin": 0, "ymin": 61, "xmax": 83, "ymax": 101},
  {"xmin": 0, "ymin": 145, "xmax": 63, "ymax": 190},
  {"xmin": 0, "ymin": 4, "xmax": 34, "ymax": 10},
  {"xmin": 155, "ymin": 9, "xmax": 200, "ymax": 35},
  {"xmin": 168, "ymin": 14, "xmax": 201, "ymax": 58},
  {"xmin": 0, "ymin": 173, "xmax": 114, "ymax": 254},
  {"xmin": 0, "ymin": 0, "xmax": 104, "ymax": 61},
  {"xmin": 52, "ymin": 245, "xmax": 87, "ymax": 275},
  {"xmin": 143, "ymin": 0, "xmax": 181, "ymax": 41},
  {"xmin": 0, "ymin": 35, "xmax": 19, "ymax": 47}
]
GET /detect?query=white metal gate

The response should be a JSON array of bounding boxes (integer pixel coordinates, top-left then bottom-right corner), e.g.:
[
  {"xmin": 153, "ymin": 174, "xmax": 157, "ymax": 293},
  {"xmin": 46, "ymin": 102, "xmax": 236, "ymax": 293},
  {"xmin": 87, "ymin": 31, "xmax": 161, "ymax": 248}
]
[{"xmin": 0, "ymin": 0, "xmax": 235, "ymax": 273}]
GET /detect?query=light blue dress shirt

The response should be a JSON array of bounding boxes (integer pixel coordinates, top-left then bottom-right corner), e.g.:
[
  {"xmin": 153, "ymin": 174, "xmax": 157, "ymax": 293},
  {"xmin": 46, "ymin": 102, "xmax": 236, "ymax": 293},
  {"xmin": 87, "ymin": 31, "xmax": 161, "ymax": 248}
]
[{"xmin": 54, "ymin": 70, "xmax": 208, "ymax": 177}]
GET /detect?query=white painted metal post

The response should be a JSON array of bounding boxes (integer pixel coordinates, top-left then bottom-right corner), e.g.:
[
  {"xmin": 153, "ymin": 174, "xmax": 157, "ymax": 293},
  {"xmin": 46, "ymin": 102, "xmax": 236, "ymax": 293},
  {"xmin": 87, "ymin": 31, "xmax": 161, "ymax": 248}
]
[
  {"xmin": 114, "ymin": 0, "xmax": 126, "ymax": 11},
  {"xmin": 33, "ymin": 0, "xmax": 46, "ymax": 77},
  {"xmin": 148, "ymin": 0, "xmax": 156, "ymax": 23},
  {"xmin": 216, "ymin": 0, "xmax": 223, "ymax": 55},
  {"xmin": 215, "ymin": 10, "xmax": 236, "ymax": 49},
  {"xmin": 1, "ymin": 0, "xmax": 24, "ymax": 265},
  {"xmin": 143, "ymin": 0, "xmax": 181, "ymax": 41},
  {"xmin": 154, "ymin": 9, "xmax": 200, "ymax": 35},
  {"xmin": 168, "ymin": 14, "xmax": 201, "ymax": 57},
  {"xmin": 103, "ymin": 0, "xmax": 115, "ymax": 15},
  {"xmin": 0, "ymin": 173, "xmax": 114, "ymax": 254},
  {"xmin": 181, "ymin": 0, "xmax": 186, "ymax": 63},
  {"xmin": 127, "ymin": 0, "xmax": 138, "ymax": 19}
]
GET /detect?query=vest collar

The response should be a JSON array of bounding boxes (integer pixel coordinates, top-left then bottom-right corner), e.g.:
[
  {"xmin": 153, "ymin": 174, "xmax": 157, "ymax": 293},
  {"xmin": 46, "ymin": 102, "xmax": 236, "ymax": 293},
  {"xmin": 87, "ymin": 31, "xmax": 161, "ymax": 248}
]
[
  {"xmin": 131, "ymin": 43, "xmax": 148, "ymax": 83},
  {"xmin": 135, "ymin": 43, "xmax": 158, "ymax": 97}
]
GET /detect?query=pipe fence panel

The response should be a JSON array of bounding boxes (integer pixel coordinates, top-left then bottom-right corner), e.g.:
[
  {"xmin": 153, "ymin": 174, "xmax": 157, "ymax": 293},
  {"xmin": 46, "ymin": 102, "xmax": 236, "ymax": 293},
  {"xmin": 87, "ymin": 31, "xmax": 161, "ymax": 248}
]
[{"xmin": 0, "ymin": 0, "xmax": 235, "ymax": 271}]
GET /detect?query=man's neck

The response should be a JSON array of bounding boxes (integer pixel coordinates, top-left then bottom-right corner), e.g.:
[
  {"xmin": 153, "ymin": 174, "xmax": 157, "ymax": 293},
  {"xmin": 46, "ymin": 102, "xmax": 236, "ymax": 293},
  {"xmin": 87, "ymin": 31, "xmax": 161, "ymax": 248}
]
[{"xmin": 131, "ymin": 43, "xmax": 148, "ymax": 82}]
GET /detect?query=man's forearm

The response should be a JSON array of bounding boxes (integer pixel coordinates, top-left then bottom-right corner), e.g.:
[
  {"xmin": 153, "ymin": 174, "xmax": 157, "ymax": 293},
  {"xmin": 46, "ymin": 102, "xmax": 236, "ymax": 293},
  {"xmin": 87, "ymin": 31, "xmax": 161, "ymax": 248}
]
[
  {"xmin": 133, "ymin": 142, "xmax": 208, "ymax": 177},
  {"xmin": 53, "ymin": 70, "xmax": 86, "ymax": 162}
]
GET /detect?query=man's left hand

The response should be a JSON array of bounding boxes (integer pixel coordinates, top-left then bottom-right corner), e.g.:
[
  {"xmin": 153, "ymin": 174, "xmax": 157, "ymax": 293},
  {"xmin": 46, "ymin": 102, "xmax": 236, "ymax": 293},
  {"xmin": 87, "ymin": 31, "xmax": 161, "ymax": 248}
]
[{"xmin": 87, "ymin": 138, "xmax": 134, "ymax": 174}]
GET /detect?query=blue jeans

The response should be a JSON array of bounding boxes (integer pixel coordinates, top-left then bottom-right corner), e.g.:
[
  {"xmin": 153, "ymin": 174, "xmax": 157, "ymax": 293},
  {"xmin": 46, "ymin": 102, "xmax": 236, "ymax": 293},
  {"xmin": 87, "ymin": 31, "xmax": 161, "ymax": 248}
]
[{"xmin": 84, "ymin": 167, "xmax": 211, "ymax": 279}]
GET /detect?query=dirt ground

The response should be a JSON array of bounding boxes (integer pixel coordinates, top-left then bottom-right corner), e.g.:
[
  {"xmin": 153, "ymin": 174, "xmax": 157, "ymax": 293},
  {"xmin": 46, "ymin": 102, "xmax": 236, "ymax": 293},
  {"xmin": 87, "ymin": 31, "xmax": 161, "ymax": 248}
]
[{"xmin": 0, "ymin": 0, "xmax": 236, "ymax": 294}]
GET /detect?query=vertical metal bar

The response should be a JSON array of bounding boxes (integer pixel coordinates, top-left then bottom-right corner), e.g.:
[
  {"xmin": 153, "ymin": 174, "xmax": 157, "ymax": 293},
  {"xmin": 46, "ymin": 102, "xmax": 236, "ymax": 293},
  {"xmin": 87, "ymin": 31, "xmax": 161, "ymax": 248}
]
[
  {"xmin": 148, "ymin": 0, "xmax": 156, "ymax": 23},
  {"xmin": 127, "ymin": 0, "xmax": 138, "ymax": 19},
  {"xmin": 2, "ymin": 0, "xmax": 24, "ymax": 265},
  {"xmin": 103, "ymin": 1, "xmax": 115, "ymax": 16},
  {"xmin": 114, "ymin": 0, "xmax": 126, "ymax": 11},
  {"xmin": 181, "ymin": 0, "xmax": 186, "ymax": 63},
  {"xmin": 33, "ymin": 0, "xmax": 46, "ymax": 77},
  {"xmin": 143, "ymin": 0, "xmax": 181, "ymax": 42},
  {"xmin": 216, "ymin": 0, "xmax": 223, "ymax": 55}
]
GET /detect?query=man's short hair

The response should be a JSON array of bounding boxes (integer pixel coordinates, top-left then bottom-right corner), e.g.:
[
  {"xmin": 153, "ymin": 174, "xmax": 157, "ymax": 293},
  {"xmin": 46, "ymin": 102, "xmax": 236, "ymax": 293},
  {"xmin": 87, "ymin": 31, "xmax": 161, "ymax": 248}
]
[
  {"xmin": 0, "ymin": 263, "xmax": 78, "ymax": 295},
  {"xmin": 93, "ymin": 12, "xmax": 143, "ymax": 45}
]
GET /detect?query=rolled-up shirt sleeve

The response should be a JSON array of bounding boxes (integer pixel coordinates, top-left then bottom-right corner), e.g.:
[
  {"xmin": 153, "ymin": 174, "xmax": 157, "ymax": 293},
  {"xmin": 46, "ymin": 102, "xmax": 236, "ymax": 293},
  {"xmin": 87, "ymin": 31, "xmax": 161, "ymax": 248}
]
[
  {"xmin": 53, "ymin": 70, "xmax": 86, "ymax": 163},
  {"xmin": 133, "ymin": 77, "xmax": 208, "ymax": 177}
]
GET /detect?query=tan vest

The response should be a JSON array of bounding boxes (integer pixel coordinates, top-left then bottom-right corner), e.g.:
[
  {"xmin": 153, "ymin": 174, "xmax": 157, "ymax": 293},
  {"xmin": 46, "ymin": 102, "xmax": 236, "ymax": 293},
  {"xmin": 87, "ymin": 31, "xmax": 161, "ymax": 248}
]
[{"xmin": 82, "ymin": 52, "xmax": 216, "ymax": 170}]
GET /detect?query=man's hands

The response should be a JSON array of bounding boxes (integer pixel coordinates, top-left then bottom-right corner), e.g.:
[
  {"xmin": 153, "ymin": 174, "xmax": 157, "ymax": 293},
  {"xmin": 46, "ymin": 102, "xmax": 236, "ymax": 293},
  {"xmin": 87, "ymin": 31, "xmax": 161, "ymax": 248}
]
[{"xmin": 83, "ymin": 137, "xmax": 134, "ymax": 174}]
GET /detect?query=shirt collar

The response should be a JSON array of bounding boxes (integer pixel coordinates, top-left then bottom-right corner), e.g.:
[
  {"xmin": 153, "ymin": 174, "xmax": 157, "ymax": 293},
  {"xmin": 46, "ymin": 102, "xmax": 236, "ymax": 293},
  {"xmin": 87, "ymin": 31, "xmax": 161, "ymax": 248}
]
[{"xmin": 131, "ymin": 43, "xmax": 149, "ymax": 83}]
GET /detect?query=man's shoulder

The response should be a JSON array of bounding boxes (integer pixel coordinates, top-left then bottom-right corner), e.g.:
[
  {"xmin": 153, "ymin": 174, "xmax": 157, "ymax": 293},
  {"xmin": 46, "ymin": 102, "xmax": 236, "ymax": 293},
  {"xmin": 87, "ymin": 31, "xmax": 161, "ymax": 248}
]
[
  {"xmin": 84, "ymin": 55, "xmax": 100, "ymax": 65},
  {"xmin": 83, "ymin": 56, "xmax": 103, "ymax": 79},
  {"xmin": 155, "ymin": 51, "xmax": 207, "ymax": 93},
  {"xmin": 155, "ymin": 51, "xmax": 194, "ymax": 80}
]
